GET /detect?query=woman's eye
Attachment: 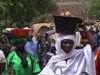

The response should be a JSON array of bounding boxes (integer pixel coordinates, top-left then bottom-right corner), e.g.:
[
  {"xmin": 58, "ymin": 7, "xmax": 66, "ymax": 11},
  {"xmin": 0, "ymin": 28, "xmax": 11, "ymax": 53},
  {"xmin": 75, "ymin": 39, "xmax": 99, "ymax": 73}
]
[
  {"xmin": 63, "ymin": 42, "xmax": 68, "ymax": 44},
  {"xmin": 69, "ymin": 42, "xmax": 73, "ymax": 44},
  {"xmin": 61, "ymin": 40, "xmax": 74, "ymax": 45}
]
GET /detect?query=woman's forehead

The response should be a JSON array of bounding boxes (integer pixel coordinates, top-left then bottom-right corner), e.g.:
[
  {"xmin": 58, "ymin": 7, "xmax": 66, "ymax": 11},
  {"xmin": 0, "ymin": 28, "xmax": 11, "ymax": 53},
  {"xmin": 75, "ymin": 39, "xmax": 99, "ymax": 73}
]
[
  {"xmin": 16, "ymin": 40, "xmax": 25, "ymax": 44},
  {"xmin": 62, "ymin": 39, "xmax": 73, "ymax": 41},
  {"xmin": 61, "ymin": 39, "xmax": 74, "ymax": 42}
]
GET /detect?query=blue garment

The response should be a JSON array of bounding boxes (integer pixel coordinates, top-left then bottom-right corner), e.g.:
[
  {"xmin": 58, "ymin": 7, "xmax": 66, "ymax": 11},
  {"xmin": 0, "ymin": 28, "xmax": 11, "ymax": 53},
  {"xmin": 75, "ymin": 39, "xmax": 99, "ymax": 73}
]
[
  {"xmin": 93, "ymin": 33, "xmax": 98, "ymax": 46},
  {"xmin": 25, "ymin": 40, "xmax": 38, "ymax": 59}
]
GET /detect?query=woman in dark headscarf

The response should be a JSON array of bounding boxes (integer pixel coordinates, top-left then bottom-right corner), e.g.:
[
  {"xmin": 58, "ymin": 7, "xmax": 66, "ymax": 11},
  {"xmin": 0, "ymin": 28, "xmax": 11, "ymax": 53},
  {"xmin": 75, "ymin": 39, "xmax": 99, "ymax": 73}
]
[{"xmin": 2, "ymin": 38, "xmax": 41, "ymax": 75}]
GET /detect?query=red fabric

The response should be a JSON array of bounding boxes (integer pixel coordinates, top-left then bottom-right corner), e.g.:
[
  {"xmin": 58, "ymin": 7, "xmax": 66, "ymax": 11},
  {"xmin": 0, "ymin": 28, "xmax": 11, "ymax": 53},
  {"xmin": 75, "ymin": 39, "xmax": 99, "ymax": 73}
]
[
  {"xmin": 95, "ymin": 48, "xmax": 100, "ymax": 75},
  {"xmin": 80, "ymin": 31, "xmax": 95, "ymax": 37}
]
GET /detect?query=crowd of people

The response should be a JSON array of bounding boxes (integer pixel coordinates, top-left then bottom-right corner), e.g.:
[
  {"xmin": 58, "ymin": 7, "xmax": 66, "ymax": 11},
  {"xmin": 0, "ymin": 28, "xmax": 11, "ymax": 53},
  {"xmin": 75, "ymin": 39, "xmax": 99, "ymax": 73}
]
[
  {"xmin": 0, "ymin": 13, "xmax": 100, "ymax": 75},
  {"xmin": 0, "ymin": 32, "xmax": 55, "ymax": 75}
]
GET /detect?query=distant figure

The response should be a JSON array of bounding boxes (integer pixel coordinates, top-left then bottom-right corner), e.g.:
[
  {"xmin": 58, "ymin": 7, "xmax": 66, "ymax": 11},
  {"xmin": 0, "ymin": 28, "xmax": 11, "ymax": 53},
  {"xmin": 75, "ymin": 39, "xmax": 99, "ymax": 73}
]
[
  {"xmin": 36, "ymin": 35, "xmax": 46, "ymax": 69},
  {"xmin": 25, "ymin": 35, "xmax": 38, "ymax": 59},
  {"xmin": 0, "ymin": 50, "xmax": 6, "ymax": 75},
  {"xmin": 95, "ymin": 47, "xmax": 100, "ymax": 75}
]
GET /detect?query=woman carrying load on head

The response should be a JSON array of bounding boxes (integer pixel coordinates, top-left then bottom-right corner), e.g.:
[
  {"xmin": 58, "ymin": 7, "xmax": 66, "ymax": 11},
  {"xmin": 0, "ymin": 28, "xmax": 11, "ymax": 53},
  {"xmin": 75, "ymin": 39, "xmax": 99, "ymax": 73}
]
[
  {"xmin": 39, "ymin": 16, "xmax": 96, "ymax": 75},
  {"xmin": 2, "ymin": 38, "xmax": 41, "ymax": 75}
]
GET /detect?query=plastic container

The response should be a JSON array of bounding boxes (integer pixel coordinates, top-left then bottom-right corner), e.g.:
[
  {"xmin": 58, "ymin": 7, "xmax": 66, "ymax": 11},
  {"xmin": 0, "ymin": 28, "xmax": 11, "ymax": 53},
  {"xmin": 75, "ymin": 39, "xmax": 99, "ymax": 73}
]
[{"xmin": 11, "ymin": 29, "xmax": 30, "ymax": 38}]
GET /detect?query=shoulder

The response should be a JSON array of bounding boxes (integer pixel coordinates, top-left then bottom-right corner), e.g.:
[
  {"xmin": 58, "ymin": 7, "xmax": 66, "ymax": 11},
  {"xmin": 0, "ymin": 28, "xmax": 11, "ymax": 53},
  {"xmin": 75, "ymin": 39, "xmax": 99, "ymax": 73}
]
[
  {"xmin": 32, "ymin": 40, "xmax": 37, "ymax": 44},
  {"xmin": 96, "ymin": 47, "xmax": 100, "ymax": 55},
  {"xmin": 81, "ymin": 44, "xmax": 92, "ymax": 56},
  {"xmin": 25, "ymin": 42, "xmax": 30, "ymax": 47},
  {"xmin": 83, "ymin": 44, "xmax": 91, "ymax": 49},
  {"xmin": 7, "ymin": 51, "xmax": 16, "ymax": 58},
  {"xmin": 47, "ymin": 54, "xmax": 62, "ymax": 65},
  {"xmin": 25, "ymin": 41, "xmax": 30, "ymax": 45},
  {"xmin": 9, "ymin": 51, "xmax": 16, "ymax": 55},
  {"xmin": 75, "ymin": 44, "xmax": 92, "ymax": 56}
]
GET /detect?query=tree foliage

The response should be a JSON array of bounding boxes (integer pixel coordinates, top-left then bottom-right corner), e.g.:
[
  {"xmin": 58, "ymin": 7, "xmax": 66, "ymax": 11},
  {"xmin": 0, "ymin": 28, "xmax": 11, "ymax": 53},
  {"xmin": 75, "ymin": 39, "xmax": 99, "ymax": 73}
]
[
  {"xmin": 0, "ymin": 0, "xmax": 56, "ymax": 30},
  {"xmin": 85, "ymin": 0, "xmax": 100, "ymax": 20}
]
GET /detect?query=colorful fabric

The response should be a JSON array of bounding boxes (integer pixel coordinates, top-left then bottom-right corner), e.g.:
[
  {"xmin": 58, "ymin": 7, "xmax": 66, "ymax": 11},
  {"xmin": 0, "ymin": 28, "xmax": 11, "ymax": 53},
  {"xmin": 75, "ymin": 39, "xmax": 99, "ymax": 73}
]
[
  {"xmin": 25, "ymin": 40, "xmax": 38, "ymax": 59},
  {"xmin": 95, "ymin": 48, "xmax": 100, "ymax": 75},
  {"xmin": 11, "ymin": 38, "xmax": 28, "ymax": 45},
  {"xmin": 93, "ymin": 33, "xmax": 98, "ymax": 46},
  {"xmin": 39, "ymin": 35, "xmax": 96, "ymax": 75},
  {"xmin": 2, "ymin": 51, "xmax": 41, "ymax": 75}
]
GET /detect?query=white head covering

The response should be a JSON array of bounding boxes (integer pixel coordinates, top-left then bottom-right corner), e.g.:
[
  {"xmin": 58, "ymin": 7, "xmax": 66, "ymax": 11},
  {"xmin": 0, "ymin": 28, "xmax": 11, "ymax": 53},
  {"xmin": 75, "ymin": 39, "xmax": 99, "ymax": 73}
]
[{"xmin": 55, "ymin": 34, "xmax": 76, "ymax": 55}]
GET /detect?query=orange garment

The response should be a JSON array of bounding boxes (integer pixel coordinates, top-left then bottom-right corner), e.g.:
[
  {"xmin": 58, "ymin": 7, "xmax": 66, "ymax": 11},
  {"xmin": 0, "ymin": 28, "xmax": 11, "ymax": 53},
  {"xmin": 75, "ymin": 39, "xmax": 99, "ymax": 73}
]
[{"xmin": 95, "ymin": 48, "xmax": 100, "ymax": 75}]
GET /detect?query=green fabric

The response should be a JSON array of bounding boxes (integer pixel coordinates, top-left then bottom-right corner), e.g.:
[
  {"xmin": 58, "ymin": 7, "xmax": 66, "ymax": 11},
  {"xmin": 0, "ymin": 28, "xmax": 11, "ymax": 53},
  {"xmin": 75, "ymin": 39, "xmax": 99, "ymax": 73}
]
[
  {"xmin": 2, "ymin": 51, "xmax": 41, "ymax": 75},
  {"xmin": 11, "ymin": 38, "xmax": 28, "ymax": 45}
]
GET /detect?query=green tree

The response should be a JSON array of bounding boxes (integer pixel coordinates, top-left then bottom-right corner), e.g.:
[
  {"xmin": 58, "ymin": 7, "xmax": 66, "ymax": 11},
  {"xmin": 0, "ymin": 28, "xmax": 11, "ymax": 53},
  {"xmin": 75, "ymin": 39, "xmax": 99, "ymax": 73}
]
[
  {"xmin": 0, "ymin": 0, "xmax": 56, "ymax": 30},
  {"xmin": 85, "ymin": 0, "xmax": 100, "ymax": 19}
]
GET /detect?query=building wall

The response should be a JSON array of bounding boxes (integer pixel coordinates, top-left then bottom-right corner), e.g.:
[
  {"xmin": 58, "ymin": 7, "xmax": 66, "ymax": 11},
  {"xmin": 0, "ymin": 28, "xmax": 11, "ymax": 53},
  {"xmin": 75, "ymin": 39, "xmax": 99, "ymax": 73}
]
[{"xmin": 56, "ymin": 0, "xmax": 89, "ymax": 18}]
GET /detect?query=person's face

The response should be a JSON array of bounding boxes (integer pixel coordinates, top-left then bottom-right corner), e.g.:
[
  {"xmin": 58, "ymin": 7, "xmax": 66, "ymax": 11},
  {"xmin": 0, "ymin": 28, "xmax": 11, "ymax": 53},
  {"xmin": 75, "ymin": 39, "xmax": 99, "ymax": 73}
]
[
  {"xmin": 37, "ymin": 36, "xmax": 42, "ymax": 42},
  {"xmin": 61, "ymin": 39, "xmax": 74, "ymax": 53},
  {"xmin": 16, "ymin": 41, "xmax": 25, "ymax": 50}
]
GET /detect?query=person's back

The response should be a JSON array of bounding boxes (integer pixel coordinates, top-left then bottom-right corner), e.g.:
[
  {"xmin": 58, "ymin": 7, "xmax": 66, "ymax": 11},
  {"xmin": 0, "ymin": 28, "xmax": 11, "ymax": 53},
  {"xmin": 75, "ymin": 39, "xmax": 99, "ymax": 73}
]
[{"xmin": 25, "ymin": 40, "xmax": 38, "ymax": 59}]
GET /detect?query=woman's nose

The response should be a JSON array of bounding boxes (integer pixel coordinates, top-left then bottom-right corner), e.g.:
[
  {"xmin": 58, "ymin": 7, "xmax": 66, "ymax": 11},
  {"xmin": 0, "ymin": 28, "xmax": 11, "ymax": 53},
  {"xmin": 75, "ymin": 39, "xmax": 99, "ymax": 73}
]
[{"xmin": 66, "ymin": 43, "xmax": 70, "ymax": 47}]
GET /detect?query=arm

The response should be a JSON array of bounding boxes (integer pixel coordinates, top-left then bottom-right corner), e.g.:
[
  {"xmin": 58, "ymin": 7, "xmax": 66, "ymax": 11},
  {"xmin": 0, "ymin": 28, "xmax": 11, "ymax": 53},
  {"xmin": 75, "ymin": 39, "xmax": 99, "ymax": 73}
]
[{"xmin": 80, "ymin": 21, "xmax": 96, "ymax": 50}]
